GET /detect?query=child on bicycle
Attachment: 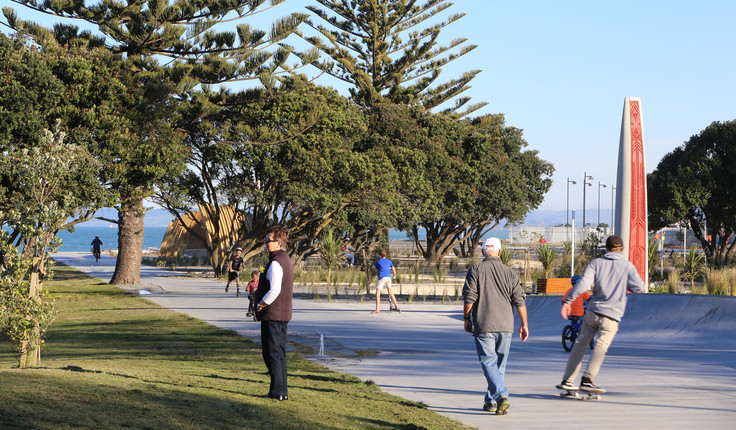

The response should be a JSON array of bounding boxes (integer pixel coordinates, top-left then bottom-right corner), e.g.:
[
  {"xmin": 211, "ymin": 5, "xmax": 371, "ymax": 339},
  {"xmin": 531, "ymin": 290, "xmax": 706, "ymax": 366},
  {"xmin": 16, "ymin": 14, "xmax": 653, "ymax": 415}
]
[
  {"xmin": 245, "ymin": 270, "xmax": 259, "ymax": 318},
  {"xmin": 562, "ymin": 275, "xmax": 590, "ymax": 322}
]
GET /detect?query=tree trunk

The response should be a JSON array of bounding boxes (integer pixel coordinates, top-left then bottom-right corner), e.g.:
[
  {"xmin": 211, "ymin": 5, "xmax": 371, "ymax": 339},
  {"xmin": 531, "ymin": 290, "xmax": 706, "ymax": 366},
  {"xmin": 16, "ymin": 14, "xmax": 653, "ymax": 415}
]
[{"xmin": 110, "ymin": 195, "xmax": 145, "ymax": 285}]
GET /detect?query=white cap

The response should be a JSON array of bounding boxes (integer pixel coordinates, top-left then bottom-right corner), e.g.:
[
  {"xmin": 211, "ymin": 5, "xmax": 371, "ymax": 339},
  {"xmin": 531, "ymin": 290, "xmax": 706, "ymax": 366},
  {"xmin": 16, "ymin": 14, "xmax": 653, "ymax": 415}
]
[{"xmin": 483, "ymin": 237, "xmax": 502, "ymax": 251}]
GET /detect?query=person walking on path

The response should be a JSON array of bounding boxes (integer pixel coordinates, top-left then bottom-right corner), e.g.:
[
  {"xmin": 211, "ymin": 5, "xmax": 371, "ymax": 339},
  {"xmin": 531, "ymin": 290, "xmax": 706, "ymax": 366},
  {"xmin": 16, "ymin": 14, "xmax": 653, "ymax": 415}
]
[
  {"xmin": 371, "ymin": 249, "xmax": 400, "ymax": 314},
  {"xmin": 463, "ymin": 237, "xmax": 528, "ymax": 415},
  {"xmin": 225, "ymin": 248, "xmax": 244, "ymax": 295},
  {"xmin": 254, "ymin": 226, "xmax": 294, "ymax": 401},
  {"xmin": 558, "ymin": 235, "xmax": 645, "ymax": 393}
]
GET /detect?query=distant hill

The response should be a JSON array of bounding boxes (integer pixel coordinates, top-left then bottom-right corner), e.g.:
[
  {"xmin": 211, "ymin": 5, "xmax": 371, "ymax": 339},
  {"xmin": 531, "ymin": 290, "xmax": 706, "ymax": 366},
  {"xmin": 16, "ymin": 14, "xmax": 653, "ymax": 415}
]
[
  {"xmin": 514, "ymin": 209, "xmax": 612, "ymax": 227},
  {"xmin": 515, "ymin": 209, "xmax": 566, "ymax": 227}
]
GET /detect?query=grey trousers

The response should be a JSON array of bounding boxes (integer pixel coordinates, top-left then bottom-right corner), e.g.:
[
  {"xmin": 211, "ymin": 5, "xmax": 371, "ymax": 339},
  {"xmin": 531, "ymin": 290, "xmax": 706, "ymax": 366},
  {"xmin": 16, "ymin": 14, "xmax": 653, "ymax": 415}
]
[{"xmin": 562, "ymin": 311, "xmax": 620, "ymax": 383}]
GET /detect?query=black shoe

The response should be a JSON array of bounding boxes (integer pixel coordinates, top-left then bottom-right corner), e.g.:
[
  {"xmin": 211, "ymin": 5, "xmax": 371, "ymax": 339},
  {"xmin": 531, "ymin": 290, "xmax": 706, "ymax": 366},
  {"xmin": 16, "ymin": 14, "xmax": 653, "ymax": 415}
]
[
  {"xmin": 236, "ymin": 290, "xmax": 241, "ymax": 297},
  {"xmin": 246, "ymin": 312, "xmax": 253, "ymax": 317},
  {"xmin": 482, "ymin": 402, "xmax": 497, "ymax": 413},
  {"xmin": 496, "ymin": 397, "xmax": 509, "ymax": 415},
  {"xmin": 225, "ymin": 285, "xmax": 229, "ymax": 293},
  {"xmin": 557, "ymin": 380, "xmax": 579, "ymax": 391},
  {"xmin": 580, "ymin": 378, "xmax": 606, "ymax": 394},
  {"xmin": 265, "ymin": 394, "xmax": 288, "ymax": 401}
]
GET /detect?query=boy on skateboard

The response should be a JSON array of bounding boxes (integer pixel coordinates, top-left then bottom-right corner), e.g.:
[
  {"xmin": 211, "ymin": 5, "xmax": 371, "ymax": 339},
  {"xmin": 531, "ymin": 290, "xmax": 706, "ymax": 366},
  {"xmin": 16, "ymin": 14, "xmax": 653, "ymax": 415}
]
[{"xmin": 557, "ymin": 235, "xmax": 645, "ymax": 394}]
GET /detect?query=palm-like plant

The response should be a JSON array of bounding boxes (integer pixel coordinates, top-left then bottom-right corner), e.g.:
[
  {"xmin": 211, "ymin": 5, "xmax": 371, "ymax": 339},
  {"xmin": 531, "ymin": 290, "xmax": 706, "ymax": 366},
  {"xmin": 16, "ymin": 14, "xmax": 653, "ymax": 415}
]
[
  {"xmin": 648, "ymin": 237, "xmax": 660, "ymax": 279},
  {"xmin": 537, "ymin": 244, "xmax": 559, "ymax": 278},
  {"xmin": 682, "ymin": 245, "xmax": 706, "ymax": 290},
  {"xmin": 319, "ymin": 228, "xmax": 345, "ymax": 300},
  {"xmin": 499, "ymin": 247, "xmax": 513, "ymax": 266}
]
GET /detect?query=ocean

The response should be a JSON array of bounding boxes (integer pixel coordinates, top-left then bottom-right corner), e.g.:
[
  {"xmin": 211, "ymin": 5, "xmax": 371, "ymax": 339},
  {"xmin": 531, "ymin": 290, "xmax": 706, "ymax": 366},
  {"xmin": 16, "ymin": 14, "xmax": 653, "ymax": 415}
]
[
  {"xmin": 54, "ymin": 226, "xmax": 509, "ymax": 252},
  {"xmin": 56, "ymin": 226, "xmax": 167, "ymax": 253}
]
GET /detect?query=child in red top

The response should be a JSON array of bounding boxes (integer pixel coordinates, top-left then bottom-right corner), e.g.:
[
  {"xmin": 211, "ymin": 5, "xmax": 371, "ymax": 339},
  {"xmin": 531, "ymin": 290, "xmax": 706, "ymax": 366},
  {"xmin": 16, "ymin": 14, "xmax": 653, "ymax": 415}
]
[
  {"xmin": 562, "ymin": 275, "xmax": 591, "ymax": 318},
  {"xmin": 245, "ymin": 271, "xmax": 259, "ymax": 317}
]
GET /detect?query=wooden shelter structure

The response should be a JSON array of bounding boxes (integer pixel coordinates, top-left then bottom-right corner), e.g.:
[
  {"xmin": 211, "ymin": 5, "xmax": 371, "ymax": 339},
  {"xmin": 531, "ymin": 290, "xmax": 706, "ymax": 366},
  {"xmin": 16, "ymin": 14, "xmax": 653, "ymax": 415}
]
[{"xmin": 159, "ymin": 205, "xmax": 250, "ymax": 261}]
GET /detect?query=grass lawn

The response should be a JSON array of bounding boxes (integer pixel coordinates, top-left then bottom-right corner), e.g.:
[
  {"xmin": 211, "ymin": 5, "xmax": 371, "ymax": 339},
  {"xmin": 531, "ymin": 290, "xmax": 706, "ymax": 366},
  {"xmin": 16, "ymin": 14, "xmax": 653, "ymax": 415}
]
[{"xmin": 0, "ymin": 266, "xmax": 470, "ymax": 430}]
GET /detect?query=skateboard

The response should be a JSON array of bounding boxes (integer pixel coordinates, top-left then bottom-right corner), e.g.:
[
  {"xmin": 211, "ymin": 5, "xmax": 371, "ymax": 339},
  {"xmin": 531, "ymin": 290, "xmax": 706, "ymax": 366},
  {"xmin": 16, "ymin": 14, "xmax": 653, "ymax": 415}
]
[
  {"xmin": 389, "ymin": 301, "xmax": 401, "ymax": 313},
  {"xmin": 556, "ymin": 385, "xmax": 604, "ymax": 400}
]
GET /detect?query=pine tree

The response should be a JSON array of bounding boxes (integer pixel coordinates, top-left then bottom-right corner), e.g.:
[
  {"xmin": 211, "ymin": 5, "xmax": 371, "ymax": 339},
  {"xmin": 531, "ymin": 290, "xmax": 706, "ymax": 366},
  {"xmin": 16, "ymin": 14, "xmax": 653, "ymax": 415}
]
[
  {"xmin": 300, "ymin": 0, "xmax": 485, "ymax": 116},
  {"xmin": 1, "ymin": 0, "xmax": 309, "ymax": 284}
]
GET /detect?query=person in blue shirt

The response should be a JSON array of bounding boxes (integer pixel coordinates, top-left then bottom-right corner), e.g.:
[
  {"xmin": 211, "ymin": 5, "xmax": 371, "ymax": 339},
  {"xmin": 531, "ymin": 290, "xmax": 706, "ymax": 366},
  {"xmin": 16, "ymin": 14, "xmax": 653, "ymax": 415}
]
[{"xmin": 371, "ymin": 249, "xmax": 400, "ymax": 314}]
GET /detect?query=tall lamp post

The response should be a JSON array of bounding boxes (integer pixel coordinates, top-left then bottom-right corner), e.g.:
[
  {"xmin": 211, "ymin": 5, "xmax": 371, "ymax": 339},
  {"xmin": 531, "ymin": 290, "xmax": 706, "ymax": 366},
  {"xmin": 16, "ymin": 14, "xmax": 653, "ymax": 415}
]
[
  {"xmin": 582, "ymin": 172, "xmax": 594, "ymax": 226},
  {"xmin": 566, "ymin": 177, "xmax": 577, "ymax": 226},
  {"xmin": 611, "ymin": 186, "xmax": 616, "ymax": 228},
  {"xmin": 598, "ymin": 182, "xmax": 607, "ymax": 227}
]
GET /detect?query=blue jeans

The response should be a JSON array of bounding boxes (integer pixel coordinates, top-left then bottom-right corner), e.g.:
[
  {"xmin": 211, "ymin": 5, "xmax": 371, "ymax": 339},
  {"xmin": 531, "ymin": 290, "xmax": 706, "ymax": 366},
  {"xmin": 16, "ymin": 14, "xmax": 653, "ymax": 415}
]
[{"xmin": 474, "ymin": 332, "xmax": 511, "ymax": 403}]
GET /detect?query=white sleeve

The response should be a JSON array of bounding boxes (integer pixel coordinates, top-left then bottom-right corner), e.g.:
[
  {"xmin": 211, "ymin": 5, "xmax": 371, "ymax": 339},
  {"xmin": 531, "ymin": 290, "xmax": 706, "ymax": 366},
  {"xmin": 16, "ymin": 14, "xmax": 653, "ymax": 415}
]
[{"xmin": 262, "ymin": 261, "xmax": 283, "ymax": 305}]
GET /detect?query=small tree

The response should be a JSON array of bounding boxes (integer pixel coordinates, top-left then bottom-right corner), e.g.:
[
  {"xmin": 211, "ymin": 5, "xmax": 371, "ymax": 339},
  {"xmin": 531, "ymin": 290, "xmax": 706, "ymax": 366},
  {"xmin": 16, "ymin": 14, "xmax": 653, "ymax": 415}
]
[
  {"xmin": 536, "ymin": 244, "xmax": 559, "ymax": 278},
  {"xmin": 0, "ymin": 128, "xmax": 102, "ymax": 367},
  {"xmin": 319, "ymin": 228, "xmax": 345, "ymax": 300},
  {"xmin": 499, "ymin": 247, "xmax": 513, "ymax": 266},
  {"xmin": 682, "ymin": 245, "xmax": 706, "ymax": 290},
  {"xmin": 648, "ymin": 237, "xmax": 661, "ymax": 280}
]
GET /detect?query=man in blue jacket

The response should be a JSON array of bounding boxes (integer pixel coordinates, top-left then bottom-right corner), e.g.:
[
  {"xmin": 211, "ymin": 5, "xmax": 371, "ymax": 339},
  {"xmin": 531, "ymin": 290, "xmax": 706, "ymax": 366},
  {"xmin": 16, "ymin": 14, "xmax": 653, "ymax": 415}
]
[{"xmin": 558, "ymin": 235, "xmax": 645, "ymax": 393}]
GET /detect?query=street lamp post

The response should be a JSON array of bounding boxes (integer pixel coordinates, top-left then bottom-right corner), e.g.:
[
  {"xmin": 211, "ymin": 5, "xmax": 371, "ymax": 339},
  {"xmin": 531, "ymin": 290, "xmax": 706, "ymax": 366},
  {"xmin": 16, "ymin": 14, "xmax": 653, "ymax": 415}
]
[
  {"xmin": 566, "ymin": 177, "xmax": 577, "ymax": 226},
  {"xmin": 582, "ymin": 172, "xmax": 594, "ymax": 226},
  {"xmin": 611, "ymin": 186, "xmax": 616, "ymax": 228},
  {"xmin": 598, "ymin": 182, "xmax": 607, "ymax": 227}
]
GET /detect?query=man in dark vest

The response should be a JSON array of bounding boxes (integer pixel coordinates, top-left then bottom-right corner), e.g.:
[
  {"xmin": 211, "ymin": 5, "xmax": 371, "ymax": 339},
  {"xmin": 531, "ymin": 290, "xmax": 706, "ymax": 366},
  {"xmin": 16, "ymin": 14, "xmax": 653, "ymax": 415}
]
[{"xmin": 255, "ymin": 225, "xmax": 294, "ymax": 401}]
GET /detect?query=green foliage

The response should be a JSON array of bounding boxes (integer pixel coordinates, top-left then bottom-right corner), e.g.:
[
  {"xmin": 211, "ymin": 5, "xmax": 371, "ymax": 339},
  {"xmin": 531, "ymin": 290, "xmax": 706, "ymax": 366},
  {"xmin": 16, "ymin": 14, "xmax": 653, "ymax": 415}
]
[
  {"xmin": 0, "ymin": 248, "xmax": 57, "ymax": 366},
  {"xmin": 648, "ymin": 237, "xmax": 661, "ymax": 280},
  {"xmin": 430, "ymin": 263, "xmax": 446, "ymax": 283},
  {"xmin": 154, "ymin": 81, "xmax": 377, "ymax": 269},
  {"xmin": 3, "ymin": 0, "xmax": 307, "ymax": 284},
  {"xmin": 366, "ymin": 105, "xmax": 553, "ymax": 263},
  {"xmin": 648, "ymin": 120, "xmax": 736, "ymax": 266},
  {"xmin": 302, "ymin": 0, "xmax": 484, "ymax": 116},
  {"xmin": 499, "ymin": 248, "xmax": 513, "ymax": 266},
  {"xmin": 319, "ymin": 228, "xmax": 345, "ymax": 300},
  {"xmin": 682, "ymin": 245, "xmax": 706, "ymax": 288},
  {"xmin": 0, "ymin": 127, "xmax": 96, "ymax": 367},
  {"xmin": 536, "ymin": 244, "xmax": 559, "ymax": 278}
]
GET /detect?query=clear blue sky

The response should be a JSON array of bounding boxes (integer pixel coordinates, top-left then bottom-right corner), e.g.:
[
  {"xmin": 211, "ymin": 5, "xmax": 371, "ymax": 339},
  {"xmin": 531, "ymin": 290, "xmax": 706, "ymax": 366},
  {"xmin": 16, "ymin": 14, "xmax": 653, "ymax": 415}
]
[{"xmin": 3, "ymin": 0, "xmax": 735, "ymax": 219}]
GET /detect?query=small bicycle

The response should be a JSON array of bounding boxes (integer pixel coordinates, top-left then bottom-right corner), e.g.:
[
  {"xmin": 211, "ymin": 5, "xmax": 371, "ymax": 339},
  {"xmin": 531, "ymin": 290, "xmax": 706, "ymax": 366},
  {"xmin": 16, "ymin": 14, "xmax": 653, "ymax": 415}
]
[{"xmin": 561, "ymin": 316, "xmax": 595, "ymax": 352}]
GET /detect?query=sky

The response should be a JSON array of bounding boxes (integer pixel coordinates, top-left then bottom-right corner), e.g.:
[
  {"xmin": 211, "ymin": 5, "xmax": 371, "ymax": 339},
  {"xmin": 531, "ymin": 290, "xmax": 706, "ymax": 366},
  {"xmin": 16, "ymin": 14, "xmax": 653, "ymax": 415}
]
[{"xmin": 2, "ymin": 0, "xmax": 735, "ymax": 223}]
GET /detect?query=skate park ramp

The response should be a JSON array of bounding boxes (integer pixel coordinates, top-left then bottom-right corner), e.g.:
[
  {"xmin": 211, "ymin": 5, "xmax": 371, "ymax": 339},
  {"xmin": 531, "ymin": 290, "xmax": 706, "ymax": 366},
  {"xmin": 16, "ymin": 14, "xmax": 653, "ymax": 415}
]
[{"xmin": 51, "ymin": 252, "xmax": 736, "ymax": 430}]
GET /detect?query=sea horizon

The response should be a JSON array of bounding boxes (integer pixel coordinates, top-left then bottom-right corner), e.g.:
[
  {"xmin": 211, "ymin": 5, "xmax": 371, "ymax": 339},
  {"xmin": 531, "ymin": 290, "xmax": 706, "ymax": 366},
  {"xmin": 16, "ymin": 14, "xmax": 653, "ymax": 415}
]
[{"xmin": 53, "ymin": 225, "xmax": 509, "ymax": 253}]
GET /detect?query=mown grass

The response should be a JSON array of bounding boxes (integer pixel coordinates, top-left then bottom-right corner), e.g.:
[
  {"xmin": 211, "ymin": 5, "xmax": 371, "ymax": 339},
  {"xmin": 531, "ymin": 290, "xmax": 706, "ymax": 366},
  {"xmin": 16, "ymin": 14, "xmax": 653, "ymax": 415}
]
[{"xmin": 0, "ymin": 266, "xmax": 469, "ymax": 430}]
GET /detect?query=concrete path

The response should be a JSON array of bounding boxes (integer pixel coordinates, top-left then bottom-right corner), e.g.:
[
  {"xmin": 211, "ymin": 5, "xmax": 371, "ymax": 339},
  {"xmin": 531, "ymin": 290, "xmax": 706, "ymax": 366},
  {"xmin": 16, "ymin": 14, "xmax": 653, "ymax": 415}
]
[{"xmin": 53, "ymin": 252, "xmax": 736, "ymax": 430}]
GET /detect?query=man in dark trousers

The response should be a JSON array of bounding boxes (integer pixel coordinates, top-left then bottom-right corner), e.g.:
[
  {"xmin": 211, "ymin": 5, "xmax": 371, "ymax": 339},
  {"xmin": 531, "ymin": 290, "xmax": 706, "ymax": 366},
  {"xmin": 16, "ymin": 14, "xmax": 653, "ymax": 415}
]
[
  {"xmin": 463, "ymin": 237, "xmax": 529, "ymax": 415},
  {"xmin": 254, "ymin": 226, "xmax": 293, "ymax": 401},
  {"xmin": 557, "ymin": 235, "xmax": 645, "ymax": 393},
  {"xmin": 91, "ymin": 235, "xmax": 103, "ymax": 262}
]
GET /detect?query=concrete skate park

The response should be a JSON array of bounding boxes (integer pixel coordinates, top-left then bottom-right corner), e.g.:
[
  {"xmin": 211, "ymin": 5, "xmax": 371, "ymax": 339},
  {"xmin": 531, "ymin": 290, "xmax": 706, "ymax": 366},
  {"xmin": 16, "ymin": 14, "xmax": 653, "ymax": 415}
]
[{"xmin": 53, "ymin": 252, "xmax": 736, "ymax": 430}]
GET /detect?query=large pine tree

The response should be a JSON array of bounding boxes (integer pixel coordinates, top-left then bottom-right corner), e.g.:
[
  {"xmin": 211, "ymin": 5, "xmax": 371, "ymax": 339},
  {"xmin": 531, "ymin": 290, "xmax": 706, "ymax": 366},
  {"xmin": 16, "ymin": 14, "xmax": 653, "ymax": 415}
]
[
  {"xmin": 300, "ymin": 0, "xmax": 485, "ymax": 116},
  {"xmin": 2, "ymin": 0, "xmax": 309, "ymax": 284}
]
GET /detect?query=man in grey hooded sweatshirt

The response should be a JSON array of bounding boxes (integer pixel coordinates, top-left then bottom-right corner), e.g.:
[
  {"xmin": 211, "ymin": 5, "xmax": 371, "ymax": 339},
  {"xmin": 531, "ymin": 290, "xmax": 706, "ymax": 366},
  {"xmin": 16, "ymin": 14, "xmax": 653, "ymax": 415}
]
[{"xmin": 558, "ymin": 235, "xmax": 645, "ymax": 393}]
